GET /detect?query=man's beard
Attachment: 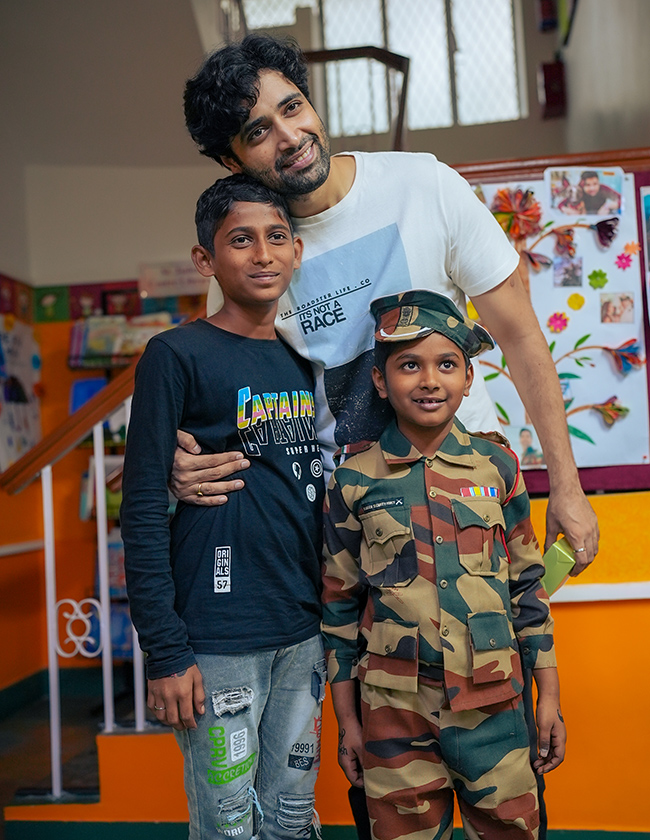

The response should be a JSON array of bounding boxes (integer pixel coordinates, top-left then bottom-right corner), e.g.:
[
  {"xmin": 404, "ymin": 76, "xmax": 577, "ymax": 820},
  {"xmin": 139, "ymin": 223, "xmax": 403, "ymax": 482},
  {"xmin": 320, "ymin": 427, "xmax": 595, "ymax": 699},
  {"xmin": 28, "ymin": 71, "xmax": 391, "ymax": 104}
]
[{"xmin": 240, "ymin": 130, "xmax": 331, "ymax": 199}]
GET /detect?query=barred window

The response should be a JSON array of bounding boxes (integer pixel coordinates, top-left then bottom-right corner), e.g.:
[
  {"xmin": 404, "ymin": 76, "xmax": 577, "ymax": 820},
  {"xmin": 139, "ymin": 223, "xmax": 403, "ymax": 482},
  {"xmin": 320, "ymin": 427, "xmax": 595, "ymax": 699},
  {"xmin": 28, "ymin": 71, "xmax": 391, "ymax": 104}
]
[{"xmin": 242, "ymin": 0, "xmax": 526, "ymax": 137}]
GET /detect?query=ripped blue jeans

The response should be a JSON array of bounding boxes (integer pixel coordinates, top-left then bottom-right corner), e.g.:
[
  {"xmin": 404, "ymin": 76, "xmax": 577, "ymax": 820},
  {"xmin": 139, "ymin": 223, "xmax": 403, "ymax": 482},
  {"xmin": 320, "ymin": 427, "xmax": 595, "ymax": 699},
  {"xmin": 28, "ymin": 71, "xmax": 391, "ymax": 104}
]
[{"xmin": 175, "ymin": 635, "xmax": 326, "ymax": 840}]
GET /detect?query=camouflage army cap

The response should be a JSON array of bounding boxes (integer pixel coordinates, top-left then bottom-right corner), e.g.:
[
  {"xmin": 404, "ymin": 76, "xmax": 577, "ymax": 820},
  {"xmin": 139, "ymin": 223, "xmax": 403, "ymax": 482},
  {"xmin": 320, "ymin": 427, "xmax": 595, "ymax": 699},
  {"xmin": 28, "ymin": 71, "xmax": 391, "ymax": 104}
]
[{"xmin": 370, "ymin": 289, "xmax": 495, "ymax": 358}]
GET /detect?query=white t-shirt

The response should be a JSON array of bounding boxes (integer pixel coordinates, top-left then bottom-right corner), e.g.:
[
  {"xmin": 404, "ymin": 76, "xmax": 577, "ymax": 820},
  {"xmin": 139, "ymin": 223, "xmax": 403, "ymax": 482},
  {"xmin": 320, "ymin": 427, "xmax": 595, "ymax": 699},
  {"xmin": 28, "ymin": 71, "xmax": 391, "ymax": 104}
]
[{"xmin": 208, "ymin": 151, "xmax": 520, "ymax": 474}]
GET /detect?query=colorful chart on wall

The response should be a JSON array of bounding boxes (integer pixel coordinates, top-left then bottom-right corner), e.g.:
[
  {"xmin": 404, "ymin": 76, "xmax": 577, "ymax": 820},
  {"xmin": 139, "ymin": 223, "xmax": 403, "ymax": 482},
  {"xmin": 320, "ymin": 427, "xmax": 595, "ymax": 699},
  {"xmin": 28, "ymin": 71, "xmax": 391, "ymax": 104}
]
[
  {"xmin": 474, "ymin": 170, "xmax": 648, "ymax": 470},
  {"xmin": 0, "ymin": 315, "xmax": 42, "ymax": 471}
]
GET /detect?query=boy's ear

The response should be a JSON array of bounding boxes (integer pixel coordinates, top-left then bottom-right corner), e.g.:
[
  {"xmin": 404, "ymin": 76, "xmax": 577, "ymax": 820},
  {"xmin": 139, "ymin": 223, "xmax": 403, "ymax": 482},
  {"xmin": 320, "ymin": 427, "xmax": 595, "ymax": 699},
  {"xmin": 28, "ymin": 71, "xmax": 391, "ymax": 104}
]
[
  {"xmin": 191, "ymin": 245, "xmax": 216, "ymax": 278},
  {"xmin": 464, "ymin": 361, "xmax": 475, "ymax": 397},
  {"xmin": 292, "ymin": 235, "xmax": 304, "ymax": 270},
  {"xmin": 371, "ymin": 365, "xmax": 388, "ymax": 400}
]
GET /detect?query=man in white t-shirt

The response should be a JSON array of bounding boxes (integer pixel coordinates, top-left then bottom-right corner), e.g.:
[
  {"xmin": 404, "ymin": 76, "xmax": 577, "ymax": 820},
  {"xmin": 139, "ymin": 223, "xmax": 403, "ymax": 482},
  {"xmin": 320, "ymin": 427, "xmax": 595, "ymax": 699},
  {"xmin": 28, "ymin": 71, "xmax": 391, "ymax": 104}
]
[{"xmin": 174, "ymin": 34, "xmax": 598, "ymax": 571}]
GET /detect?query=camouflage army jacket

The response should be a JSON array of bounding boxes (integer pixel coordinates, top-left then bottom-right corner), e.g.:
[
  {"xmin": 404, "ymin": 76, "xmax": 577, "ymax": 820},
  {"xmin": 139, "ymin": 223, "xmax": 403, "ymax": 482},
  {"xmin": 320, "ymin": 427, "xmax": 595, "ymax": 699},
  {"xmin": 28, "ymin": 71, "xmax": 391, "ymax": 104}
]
[{"xmin": 322, "ymin": 419, "xmax": 555, "ymax": 712}]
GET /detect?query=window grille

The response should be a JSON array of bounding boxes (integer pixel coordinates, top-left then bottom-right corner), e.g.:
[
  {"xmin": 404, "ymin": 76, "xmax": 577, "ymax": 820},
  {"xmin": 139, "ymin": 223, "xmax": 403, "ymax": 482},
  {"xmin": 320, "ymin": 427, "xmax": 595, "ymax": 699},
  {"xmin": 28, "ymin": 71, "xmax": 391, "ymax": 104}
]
[{"xmin": 241, "ymin": 0, "xmax": 525, "ymax": 137}]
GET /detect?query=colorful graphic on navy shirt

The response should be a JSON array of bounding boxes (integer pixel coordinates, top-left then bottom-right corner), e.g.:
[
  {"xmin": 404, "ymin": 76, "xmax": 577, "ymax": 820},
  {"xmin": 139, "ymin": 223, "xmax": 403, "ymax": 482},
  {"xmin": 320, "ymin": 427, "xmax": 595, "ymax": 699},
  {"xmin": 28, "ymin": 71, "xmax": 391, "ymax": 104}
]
[
  {"xmin": 278, "ymin": 224, "xmax": 411, "ymax": 449},
  {"xmin": 236, "ymin": 385, "xmax": 319, "ymax": 458}
]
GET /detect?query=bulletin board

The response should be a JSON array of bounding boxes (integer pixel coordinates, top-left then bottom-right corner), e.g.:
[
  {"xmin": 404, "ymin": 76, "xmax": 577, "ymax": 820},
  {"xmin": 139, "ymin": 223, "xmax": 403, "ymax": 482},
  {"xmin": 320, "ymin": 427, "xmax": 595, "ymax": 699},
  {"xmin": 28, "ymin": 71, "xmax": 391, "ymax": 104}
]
[{"xmin": 456, "ymin": 149, "xmax": 650, "ymax": 495}]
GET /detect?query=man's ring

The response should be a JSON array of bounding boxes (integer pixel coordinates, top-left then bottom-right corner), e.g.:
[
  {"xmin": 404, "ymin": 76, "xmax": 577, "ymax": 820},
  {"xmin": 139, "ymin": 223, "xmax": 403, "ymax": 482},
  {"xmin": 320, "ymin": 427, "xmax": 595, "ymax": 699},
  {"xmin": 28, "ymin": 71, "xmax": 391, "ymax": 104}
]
[
  {"xmin": 197, "ymin": 483, "xmax": 204, "ymax": 497},
  {"xmin": 154, "ymin": 705, "xmax": 166, "ymax": 711},
  {"xmin": 574, "ymin": 547, "xmax": 586, "ymax": 553}
]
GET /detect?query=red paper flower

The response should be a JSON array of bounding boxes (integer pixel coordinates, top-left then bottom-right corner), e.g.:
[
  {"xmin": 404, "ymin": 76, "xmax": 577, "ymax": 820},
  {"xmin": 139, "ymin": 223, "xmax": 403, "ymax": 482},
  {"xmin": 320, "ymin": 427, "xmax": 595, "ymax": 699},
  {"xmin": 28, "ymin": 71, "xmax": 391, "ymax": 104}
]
[
  {"xmin": 615, "ymin": 252, "xmax": 633, "ymax": 270},
  {"xmin": 554, "ymin": 228, "xmax": 576, "ymax": 257},
  {"xmin": 592, "ymin": 396, "xmax": 629, "ymax": 426},
  {"xmin": 490, "ymin": 188, "xmax": 543, "ymax": 241},
  {"xmin": 605, "ymin": 339, "xmax": 644, "ymax": 375},
  {"xmin": 591, "ymin": 218, "xmax": 619, "ymax": 248}
]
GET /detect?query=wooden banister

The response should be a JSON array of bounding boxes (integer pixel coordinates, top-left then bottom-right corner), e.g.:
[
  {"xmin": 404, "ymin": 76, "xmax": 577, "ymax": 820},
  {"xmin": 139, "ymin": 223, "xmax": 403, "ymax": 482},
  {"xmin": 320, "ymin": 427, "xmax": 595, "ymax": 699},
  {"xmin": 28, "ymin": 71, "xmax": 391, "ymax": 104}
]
[
  {"xmin": 303, "ymin": 46, "xmax": 410, "ymax": 152},
  {"xmin": 0, "ymin": 307, "xmax": 206, "ymax": 495}
]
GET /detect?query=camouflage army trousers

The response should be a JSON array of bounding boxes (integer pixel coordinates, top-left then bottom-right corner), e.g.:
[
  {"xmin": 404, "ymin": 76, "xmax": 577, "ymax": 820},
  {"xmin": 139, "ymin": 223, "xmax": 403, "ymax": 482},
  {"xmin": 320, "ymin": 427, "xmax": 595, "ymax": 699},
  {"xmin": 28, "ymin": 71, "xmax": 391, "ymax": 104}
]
[{"xmin": 360, "ymin": 680, "xmax": 539, "ymax": 840}]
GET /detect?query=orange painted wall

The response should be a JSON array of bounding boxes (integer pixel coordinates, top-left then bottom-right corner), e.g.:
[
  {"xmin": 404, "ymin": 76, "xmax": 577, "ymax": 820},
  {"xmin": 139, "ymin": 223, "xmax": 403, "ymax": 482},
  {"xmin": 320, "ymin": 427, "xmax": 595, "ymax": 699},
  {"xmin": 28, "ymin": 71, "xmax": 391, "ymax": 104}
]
[{"xmin": 0, "ymin": 321, "xmax": 98, "ymax": 691}]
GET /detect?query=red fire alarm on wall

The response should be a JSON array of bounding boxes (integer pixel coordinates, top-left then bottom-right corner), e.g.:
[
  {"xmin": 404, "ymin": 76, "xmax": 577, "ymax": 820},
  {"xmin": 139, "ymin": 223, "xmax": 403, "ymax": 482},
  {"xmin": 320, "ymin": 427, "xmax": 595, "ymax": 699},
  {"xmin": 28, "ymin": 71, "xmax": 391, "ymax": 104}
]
[{"xmin": 538, "ymin": 59, "xmax": 567, "ymax": 119}]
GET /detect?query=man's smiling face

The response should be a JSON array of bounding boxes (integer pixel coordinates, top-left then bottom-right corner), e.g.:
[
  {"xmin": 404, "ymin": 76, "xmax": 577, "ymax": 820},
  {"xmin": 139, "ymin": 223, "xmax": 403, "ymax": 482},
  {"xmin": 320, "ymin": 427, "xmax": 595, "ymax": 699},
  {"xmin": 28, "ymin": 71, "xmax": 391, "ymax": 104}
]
[{"xmin": 224, "ymin": 70, "xmax": 331, "ymax": 198}]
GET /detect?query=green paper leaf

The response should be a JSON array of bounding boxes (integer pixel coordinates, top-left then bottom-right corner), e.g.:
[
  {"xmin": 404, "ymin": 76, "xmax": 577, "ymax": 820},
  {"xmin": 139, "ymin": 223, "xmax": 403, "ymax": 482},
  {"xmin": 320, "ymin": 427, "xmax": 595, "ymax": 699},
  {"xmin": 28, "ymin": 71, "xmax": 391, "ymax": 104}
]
[
  {"xmin": 549, "ymin": 341, "xmax": 556, "ymax": 354},
  {"xmin": 567, "ymin": 424, "xmax": 596, "ymax": 445},
  {"xmin": 558, "ymin": 372, "xmax": 581, "ymax": 379},
  {"xmin": 484, "ymin": 372, "xmax": 500, "ymax": 381},
  {"xmin": 574, "ymin": 334, "xmax": 590, "ymax": 349},
  {"xmin": 495, "ymin": 402, "xmax": 510, "ymax": 424}
]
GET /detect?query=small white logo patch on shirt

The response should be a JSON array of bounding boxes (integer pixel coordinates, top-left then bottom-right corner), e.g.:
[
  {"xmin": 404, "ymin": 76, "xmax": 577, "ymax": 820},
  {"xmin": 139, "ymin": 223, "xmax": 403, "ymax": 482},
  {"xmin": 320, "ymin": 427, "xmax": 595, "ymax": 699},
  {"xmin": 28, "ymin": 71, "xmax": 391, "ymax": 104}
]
[
  {"xmin": 214, "ymin": 546, "xmax": 231, "ymax": 593},
  {"xmin": 306, "ymin": 484, "xmax": 317, "ymax": 502}
]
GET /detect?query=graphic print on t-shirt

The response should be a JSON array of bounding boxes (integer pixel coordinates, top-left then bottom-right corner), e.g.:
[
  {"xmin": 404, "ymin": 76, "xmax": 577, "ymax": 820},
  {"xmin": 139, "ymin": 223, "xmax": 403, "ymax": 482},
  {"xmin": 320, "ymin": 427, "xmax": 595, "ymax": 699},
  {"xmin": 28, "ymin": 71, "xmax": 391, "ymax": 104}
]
[
  {"xmin": 235, "ymin": 384, "xmax": 319, "ymax": 458},
  {"xmin": 277, "ymin": 224, "xmax": 411, "ymax": 449}
]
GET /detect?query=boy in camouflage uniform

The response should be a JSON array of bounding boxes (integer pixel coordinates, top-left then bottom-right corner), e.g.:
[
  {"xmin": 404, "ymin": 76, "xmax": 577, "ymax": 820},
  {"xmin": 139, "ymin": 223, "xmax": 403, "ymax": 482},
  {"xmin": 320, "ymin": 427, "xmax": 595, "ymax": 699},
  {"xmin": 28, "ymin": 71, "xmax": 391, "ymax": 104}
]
[{"xmin": 321, "ymin": 290, "xmax": 565, "ymax": 840}]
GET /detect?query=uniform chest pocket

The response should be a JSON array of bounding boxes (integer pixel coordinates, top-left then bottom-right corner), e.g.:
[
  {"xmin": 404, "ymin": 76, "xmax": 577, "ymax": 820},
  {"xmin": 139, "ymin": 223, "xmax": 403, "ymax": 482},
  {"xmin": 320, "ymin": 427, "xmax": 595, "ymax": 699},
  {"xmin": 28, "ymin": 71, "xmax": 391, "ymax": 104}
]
[
  {"xmin": 451, "ymin": 498, "xmax": 507, "ymax": 576},
  {"xmin": 359, "ymin": 508, "xmax": 417, "ymax": 587}
]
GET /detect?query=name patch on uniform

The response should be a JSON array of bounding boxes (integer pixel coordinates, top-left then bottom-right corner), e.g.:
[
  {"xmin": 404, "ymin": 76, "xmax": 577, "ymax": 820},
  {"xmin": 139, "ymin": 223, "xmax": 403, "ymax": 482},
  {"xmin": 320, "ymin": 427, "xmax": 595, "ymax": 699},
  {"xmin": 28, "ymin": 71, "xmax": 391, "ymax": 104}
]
[
  {"xmin": 214, "ymin": 547, "xmax": 231, "ymax": 593},
  {"xmin": 460, "ymin": 486, "xmax": 499, "ymax": 498},
  {"xmin": 358, "ymin": 498, "xmax": 404, "ymax": 515}
]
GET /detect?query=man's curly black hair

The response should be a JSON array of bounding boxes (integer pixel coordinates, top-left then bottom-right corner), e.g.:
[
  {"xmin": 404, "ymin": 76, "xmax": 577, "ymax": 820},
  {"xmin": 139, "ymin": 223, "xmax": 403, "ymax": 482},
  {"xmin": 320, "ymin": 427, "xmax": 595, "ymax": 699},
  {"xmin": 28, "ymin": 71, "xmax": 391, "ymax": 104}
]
[{"xmin": 184, "ymin": 34, "xmax": 311, "ymax": 167}]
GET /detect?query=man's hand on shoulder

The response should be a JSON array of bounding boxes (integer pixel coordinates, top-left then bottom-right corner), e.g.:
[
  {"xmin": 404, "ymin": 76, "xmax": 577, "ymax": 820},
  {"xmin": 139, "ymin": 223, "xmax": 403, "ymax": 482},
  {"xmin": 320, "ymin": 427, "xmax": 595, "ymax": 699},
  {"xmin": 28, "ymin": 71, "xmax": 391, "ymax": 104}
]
[
  {"xmin": 170, "ymin": 430, "xmax": 250, "ymax": 506},
  {"xmin": 545, "ymin": 482, "xmax": 599, "ymax": 575}
]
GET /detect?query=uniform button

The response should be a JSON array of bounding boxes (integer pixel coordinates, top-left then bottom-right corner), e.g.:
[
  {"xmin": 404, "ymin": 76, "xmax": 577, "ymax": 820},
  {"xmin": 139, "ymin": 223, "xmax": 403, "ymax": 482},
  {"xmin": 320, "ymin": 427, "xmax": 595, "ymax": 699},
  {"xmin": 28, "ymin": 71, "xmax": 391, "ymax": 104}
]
[
  {"xmin": 483, "ymin": 514, "xmax": 491, "ymax": 522},
  {"xmin": 429, "ymin": 488, "xmax": 436, "ymax": 498},
  {"xmin": 375, "ymin": 528, "xmax": 383, "ymax": 537},
  {"xmin": 489, "ymin": 638, "xmax": 497, "ymax": 648},
  {"xmin": 384, "ymin": 644, "xmax": 393, "ymax": 654},
  {"xmin": 442, "ymin": 627, "xmax": 449, "ymax": 637},
  {"xmin": 426, "ymin": 458, "xmax": 434, "ymax": 468},
  {"xmin": 435, "ymin": 535, "xmax": 443, "ymax": 544},
  {"xmin": 440, "ymin": 579, "xmax": 448, "ymax": 589},
  {"xmin": 522, "ymin": 646, "xmax": 530, "ymax": 655}
]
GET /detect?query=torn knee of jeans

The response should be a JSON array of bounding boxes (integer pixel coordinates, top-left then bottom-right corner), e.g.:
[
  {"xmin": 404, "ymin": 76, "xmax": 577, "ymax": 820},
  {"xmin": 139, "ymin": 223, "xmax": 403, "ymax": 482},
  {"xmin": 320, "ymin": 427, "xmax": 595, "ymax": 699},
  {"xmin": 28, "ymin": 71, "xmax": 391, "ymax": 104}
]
[
  {"xmin": 215, "ymin": 785, "xmax": 263, "ymax": 836},
  {"xmin": 211, "ymin": 686, "xmax": 254, "ymax": 717},
  {"xmin": 276, "ymin": 793, "xmax": 315, "ymax": 835}
]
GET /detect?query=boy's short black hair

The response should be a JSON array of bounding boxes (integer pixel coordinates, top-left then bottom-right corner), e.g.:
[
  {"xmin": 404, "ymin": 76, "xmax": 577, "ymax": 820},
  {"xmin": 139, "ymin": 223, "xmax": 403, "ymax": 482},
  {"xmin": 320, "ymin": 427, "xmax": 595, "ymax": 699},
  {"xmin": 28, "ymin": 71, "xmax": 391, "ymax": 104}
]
[
  {"xmin": 184, "ymin": 34, "xmax": 310, "ymax": 167},
  {"xmin": 195, "ymin": 174, "xmax": 294, "ymax": 254},
  {"xmin": 374, "ymin": 339, "xmax": 470, "ymax": 375}
]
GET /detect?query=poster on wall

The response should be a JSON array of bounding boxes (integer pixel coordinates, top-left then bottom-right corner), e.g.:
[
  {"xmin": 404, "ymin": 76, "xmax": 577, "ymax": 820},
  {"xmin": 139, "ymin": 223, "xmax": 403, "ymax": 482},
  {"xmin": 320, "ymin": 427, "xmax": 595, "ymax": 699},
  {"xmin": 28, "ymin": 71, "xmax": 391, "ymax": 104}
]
[
  {"xmin": 0, "ymin": 315, "xmax": 42, "ymax": 472},
  {"xmin": 475, "ymin": 170, "xmax": 648, "ymax": 470}
]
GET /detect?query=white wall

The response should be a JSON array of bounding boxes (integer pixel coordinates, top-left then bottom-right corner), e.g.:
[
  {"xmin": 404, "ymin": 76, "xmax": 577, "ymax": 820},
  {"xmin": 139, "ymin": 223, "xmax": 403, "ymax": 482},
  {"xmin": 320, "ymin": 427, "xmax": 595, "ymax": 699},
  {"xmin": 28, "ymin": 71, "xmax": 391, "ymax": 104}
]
[
  {"xmin": 25, "ymin": 165, "xmax": 219, "ymax": 285},
  {"xmin": 564, "ymin": 0, "xmax": 650, "ymax": 153}
]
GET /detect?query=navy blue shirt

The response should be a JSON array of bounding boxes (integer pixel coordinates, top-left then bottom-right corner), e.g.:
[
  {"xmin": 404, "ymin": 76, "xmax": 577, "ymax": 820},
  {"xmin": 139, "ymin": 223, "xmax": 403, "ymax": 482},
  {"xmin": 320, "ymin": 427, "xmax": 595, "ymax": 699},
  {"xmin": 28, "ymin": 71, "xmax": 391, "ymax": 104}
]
[{"xmin": 121, "ymin": 320, "xmax": 324, "ymax": 679}]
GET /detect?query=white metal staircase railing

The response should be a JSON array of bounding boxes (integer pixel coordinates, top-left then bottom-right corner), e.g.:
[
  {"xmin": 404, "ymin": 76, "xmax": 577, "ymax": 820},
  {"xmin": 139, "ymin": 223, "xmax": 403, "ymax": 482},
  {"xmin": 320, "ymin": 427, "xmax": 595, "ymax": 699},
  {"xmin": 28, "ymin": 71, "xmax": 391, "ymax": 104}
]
[{"xmin": 40, "ymin": 398, "xmax": 147, "ymax": 798}]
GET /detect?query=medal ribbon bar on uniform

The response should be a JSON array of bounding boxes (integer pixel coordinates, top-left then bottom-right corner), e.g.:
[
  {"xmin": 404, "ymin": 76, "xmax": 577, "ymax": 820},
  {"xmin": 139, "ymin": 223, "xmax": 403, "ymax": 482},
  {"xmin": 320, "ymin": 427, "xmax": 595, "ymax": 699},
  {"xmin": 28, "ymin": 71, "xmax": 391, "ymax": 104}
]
[{"xmin": 460, "ymin": 486, "xmax": 500, "ymax": 498}]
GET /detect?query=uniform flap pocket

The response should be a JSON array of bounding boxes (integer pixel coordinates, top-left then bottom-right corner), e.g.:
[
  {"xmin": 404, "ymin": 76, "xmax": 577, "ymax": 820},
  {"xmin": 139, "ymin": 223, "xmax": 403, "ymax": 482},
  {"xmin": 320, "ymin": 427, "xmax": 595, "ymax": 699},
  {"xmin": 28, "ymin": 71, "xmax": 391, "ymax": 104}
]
[
  {"xmin": 467, "ymin": 610, "xmax": 512, "ymax": 651},
  {"xmin": 451, "ymin": 498, "xmax": 505, "ymax": 530},
  {"xmin": 360, "ymin": 508, "xmax": 411, "ymax": 546},
  {"xmin": 367, "ymin": 619, "xmax": 418, "ymax": 660}
]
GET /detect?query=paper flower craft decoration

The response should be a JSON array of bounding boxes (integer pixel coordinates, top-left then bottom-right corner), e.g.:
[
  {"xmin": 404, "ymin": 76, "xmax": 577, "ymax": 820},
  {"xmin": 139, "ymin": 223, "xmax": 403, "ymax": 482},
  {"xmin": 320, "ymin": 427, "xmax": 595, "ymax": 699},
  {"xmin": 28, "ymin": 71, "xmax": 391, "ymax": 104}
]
[
  {"xmin": 567, "ymin": 294, "xmax": 585, "ymax": 310},
  {"xmin": 588, "ymin": 269, "xmax": 608, "ymax": 289},
  {"xmin": 490, "ymin": 188, "xmax": 543, "ymax": 240},
  {"xmin": 605, "ymin": 339, "xmax": 644, "ymax": 375},
  {"xmin": 547, "ymin": 312, "xmax": 569, "ymax": 333},
  {"xmin": 591, "ymin": 396, "xmax": 630, "ymax": 426},
  {"xmin": 485, "ymin": 187, "xmax": 620, "ymax": 296},
  {"xmin": 615, "ymin": 253, "xmax": 633, "ymax": 270},
  {"xmin": 624, "ymin": 241, "xmax": 641, "ymax": 256}
]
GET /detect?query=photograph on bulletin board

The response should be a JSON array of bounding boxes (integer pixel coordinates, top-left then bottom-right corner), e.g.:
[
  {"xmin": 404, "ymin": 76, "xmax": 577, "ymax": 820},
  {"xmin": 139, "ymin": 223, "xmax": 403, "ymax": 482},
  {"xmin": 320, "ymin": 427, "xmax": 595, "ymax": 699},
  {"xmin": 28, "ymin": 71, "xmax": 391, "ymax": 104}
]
[{"xmin": 473, "ymin": 170, "xmax": 648, "ymax": 473}]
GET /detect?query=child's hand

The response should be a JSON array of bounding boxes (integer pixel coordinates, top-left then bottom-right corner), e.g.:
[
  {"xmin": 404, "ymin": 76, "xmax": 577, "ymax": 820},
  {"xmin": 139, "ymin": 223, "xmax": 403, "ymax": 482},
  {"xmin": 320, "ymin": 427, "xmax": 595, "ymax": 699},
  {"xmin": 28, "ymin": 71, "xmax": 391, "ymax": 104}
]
[
  {"xmin": 147, "ymin": 664, "xmax": 205, "ymax": 731},
  {"xmin": 533, "ymin": 695, "xmax": 566, "ymax": 775},
  {"xmin": 337, "ymin": 719, "xmax": 364, "ymax": 788}
]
